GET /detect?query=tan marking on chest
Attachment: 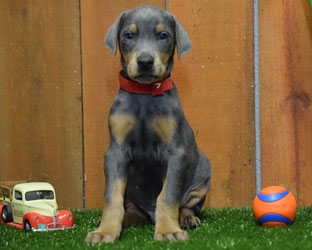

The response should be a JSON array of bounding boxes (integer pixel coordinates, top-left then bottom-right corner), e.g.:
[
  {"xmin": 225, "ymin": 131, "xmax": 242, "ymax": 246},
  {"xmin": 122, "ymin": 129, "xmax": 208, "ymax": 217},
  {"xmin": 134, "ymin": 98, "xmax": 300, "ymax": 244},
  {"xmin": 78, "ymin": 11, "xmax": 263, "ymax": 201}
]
[
  {"xmin": 151, "ymin": 117, "xmax": 177, "ymax": 143},
  {"xmin": 110, "ymin": 114, "xmax": 136, "ymax": 144}
]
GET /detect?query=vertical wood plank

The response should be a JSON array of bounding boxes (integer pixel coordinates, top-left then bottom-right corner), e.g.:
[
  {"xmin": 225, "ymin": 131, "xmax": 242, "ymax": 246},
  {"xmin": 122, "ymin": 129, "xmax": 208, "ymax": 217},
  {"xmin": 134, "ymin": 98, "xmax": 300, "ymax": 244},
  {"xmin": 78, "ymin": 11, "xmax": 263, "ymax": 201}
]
[
  {"xmin": 0, "ymin": 0, "xmax": 83, "ymax": 208},
  {"xmin": 169, "ymin": 0, "xmax": 256, "ymax": 207},
  {"xmin": 81, "ymin": 0, "xmax": 166, "ymax": 208},
  {"xmin": 260, "ymin": 0, "xmax": 312, "ymax": 205}
]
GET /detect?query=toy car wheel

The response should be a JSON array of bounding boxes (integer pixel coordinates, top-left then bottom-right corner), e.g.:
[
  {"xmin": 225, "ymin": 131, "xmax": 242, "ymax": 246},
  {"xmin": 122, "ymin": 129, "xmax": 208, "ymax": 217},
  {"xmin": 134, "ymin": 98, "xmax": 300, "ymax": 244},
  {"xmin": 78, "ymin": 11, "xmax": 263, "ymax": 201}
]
[
  {"xmin": 1, "ymin": 205, "xmax": 13, "ymax": 223},
  {"xmin": 25, "ymin": 220, "xmax": 32, "ymax": 232}
]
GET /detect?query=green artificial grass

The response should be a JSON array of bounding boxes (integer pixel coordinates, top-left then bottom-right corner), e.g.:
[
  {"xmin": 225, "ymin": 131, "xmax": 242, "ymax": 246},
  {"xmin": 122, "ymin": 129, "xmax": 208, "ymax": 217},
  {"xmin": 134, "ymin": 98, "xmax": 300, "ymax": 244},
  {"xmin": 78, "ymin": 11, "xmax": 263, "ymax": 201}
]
[{"xmin": 1, "ymin": 208, "xmax": 312, "ymax": 250}]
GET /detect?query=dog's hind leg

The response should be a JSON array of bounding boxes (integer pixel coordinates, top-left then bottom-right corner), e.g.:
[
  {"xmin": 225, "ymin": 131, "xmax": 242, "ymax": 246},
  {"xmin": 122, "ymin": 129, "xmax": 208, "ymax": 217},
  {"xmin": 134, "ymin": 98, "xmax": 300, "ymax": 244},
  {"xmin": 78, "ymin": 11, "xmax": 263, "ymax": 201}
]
[
  {"xmin": 180, "ymin": 195, "xmax": 206, "ymax": 230},
  {"xmin": 180, "ymin": 151, "xmax": 211, "ymax": 230}
]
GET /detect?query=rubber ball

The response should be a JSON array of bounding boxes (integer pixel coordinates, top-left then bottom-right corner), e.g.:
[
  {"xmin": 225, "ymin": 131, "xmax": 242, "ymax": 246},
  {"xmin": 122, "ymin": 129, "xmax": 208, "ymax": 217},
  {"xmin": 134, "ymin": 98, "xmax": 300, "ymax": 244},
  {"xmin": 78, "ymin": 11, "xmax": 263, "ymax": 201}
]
[{"xmin": 253, "ymin": 186, "xmax": 297, "ymax": 227}]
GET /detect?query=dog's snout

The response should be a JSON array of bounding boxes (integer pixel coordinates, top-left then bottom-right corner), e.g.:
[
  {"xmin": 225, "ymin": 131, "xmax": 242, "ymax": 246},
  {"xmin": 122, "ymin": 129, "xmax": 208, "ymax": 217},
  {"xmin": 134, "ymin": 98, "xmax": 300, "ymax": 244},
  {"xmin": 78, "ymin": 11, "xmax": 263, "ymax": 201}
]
[{"xmin": 137, "ymin": 54, "xmax": 154, "ymax": 71}]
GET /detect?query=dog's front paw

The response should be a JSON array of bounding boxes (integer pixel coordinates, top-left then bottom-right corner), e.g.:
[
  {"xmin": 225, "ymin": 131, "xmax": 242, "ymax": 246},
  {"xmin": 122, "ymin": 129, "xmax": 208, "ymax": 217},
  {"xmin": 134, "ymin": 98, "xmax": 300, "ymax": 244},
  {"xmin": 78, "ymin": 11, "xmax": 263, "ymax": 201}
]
[
  {"xmin": 154, "ymin": 230, "xmax": 189, "ymax": 241},
  {"xmin": 85, "ymin": 229, "xmax": 120, "ymax": 244},
  {"xmin": 180, "ymin": 215, "xmax": 201, "ymax": 230}
]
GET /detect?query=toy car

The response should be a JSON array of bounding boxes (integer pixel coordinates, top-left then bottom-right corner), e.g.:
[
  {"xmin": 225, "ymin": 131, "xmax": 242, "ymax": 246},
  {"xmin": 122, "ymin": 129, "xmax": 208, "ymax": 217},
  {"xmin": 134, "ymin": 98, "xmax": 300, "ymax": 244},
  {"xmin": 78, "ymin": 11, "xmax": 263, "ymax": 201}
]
[{"xmin": 0, "ymin": 182, "xmax": 75, "ymax": 232}]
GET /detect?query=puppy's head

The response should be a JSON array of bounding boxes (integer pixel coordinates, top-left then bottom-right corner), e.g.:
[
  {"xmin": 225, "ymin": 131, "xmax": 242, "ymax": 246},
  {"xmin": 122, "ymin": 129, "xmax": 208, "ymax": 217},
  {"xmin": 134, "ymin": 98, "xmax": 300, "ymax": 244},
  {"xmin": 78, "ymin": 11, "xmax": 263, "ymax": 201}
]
[{"xmin": 105, "ymin": 6, "xmax": 191, "ymax": 84}]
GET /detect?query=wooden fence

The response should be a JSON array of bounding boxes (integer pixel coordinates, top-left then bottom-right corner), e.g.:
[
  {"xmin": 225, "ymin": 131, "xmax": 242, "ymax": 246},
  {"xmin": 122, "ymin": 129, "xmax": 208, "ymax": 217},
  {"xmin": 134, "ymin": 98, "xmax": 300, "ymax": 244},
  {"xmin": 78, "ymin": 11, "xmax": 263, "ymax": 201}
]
[{"xmin": 0, "ymin": 0, "xmax": 311, "ymax": 209}]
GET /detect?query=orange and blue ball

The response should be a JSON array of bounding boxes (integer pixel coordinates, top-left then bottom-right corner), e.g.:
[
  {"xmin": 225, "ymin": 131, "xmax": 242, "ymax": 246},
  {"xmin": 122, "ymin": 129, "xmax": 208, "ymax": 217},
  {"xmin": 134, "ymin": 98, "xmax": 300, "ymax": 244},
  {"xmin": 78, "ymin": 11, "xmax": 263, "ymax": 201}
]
[{"xmin": 253, "ymin": 186, "xmax": 297, "ymax": 227}]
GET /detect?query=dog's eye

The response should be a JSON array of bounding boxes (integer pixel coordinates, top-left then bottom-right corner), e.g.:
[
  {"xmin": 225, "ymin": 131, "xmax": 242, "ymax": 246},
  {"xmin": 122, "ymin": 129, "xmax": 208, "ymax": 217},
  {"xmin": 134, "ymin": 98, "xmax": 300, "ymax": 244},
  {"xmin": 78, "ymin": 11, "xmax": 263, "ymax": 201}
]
[
  {"xmin": 124, "ymin": 32, "xmax": 134, "ymax": 40},
  {"xmin": 159, "ymin": 32, "xmax": 169, "ymax": 40}
]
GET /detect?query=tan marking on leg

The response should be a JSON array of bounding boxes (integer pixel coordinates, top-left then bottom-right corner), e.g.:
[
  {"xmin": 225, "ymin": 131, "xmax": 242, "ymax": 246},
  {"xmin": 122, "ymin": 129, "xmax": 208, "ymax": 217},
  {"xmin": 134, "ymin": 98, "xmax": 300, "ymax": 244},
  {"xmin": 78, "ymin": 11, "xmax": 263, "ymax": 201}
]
[
  {"xmin": 130, "ymin": 24, "xmax": 137, "ymax": 33},
  {"xmin": 110, "ymin": 114, "xmax": 136, "ymax": 145},
  {"xmin": 154, "ymin": 181, "xmax": 189, "ymax": 241},
  {"xmin": 85, "ymin": 180, "xmax": 127, "ymax": 243},
  {"xmin": 151, "ymin": 117, "xmax": 177, "ymax": 144},
  {"xmin": 184, "ymin": 188, "xmax": 207, "ymax": 208},
  {"xmin": 156, "ymin": 24, "xmax": 164, "ymax": 33}
]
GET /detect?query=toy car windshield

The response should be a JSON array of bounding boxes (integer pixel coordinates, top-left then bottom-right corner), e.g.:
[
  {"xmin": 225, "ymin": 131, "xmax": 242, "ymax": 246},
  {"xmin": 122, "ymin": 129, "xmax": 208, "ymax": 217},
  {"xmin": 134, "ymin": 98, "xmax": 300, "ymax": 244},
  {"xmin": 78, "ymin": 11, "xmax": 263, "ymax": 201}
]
[{"xmin": 25, "ymin": 191, "xmax": 54, "ymax": 201}]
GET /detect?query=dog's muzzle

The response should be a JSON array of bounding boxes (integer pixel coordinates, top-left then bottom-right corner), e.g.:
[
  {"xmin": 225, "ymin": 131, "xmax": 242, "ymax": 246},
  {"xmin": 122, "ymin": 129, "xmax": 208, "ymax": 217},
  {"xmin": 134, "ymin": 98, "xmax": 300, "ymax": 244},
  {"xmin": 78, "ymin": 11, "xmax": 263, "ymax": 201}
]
[{"xmin": 137, "ymin": 54, "xmax": 154, "ymax": 71}]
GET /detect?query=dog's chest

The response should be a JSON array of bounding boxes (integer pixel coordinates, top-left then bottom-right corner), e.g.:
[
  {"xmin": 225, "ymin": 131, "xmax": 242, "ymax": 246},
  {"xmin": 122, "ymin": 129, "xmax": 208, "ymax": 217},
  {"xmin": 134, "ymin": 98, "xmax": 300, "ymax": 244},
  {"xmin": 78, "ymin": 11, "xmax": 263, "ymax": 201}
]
[
  {"xmin": 109, "ymin": 90, "xmax": 182, "ymax": 148},
  {"xmin": 109, "ymin": 90, "xmax": 186, "ymax": 212}
]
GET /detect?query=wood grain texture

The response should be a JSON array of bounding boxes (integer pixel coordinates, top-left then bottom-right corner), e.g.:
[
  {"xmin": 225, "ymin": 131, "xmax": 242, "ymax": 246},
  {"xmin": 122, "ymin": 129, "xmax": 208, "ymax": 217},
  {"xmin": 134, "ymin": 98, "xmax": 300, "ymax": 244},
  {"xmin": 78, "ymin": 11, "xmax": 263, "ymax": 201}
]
[
  {"xmin": 260, "ymin": 0, "xmax": 312, "ymax": 205},
  {"xmin": 169, "ymin": 0, "xmax": 256, "ymax": 208},
  {"xmin": 0, "ymin": 0, "xmax": 83, "ymax": 208},
  {"xmin": 81, "ymin": 0, "xmax": 166, "ymax": 208},
  {"xmin": 3, "ymin": 0, "xmax": 310, "ymax": 209}
]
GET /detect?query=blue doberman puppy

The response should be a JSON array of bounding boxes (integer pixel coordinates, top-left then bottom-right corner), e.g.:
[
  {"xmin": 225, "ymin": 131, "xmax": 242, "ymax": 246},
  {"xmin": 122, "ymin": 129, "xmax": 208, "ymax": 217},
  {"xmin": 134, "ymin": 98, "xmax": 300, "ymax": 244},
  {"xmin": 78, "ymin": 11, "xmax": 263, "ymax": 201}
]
[{"xmin": 85, "ymin": 5, "xmax": 211, "ymax": 243}]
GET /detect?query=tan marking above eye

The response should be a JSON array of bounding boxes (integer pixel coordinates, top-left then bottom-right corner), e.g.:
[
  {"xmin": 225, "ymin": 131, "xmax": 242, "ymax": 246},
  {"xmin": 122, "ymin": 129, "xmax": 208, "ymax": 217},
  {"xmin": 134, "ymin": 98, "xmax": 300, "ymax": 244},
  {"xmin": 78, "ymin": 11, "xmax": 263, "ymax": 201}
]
[
  {"xmin": 156, "ymin": 24, "xmax": 164, "ymax": 33},
  {"xmin": 110, "ymin": 114, "xmax": 136, "ymax": 144},
  {"xmin": 130, "ymin": 24, "xmax": 137, "ymax": 33},
  {"xmin": 151, "ymin": 117, "xmax": 177, "ymax": 143}
]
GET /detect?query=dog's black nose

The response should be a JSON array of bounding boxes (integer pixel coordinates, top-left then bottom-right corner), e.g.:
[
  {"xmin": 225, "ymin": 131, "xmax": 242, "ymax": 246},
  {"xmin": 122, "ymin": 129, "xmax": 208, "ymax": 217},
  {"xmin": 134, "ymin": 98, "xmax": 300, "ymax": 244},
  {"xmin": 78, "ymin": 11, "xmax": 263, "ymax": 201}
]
[{"xmin": 137, "ymin": 55, "xmax": 154, "ymax": 71}]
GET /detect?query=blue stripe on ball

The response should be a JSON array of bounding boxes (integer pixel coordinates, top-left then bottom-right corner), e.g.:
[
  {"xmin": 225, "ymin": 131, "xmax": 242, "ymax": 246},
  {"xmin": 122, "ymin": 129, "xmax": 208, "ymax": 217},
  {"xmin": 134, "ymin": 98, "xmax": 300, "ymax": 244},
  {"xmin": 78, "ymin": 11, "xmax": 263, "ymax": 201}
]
[
  {"xmin": 257, "ymin": 190, "xmax": 289, "ymax": 202},
  {"xmin": 259, "ymin": 214, "xmax": 293, "ymax": 225}
]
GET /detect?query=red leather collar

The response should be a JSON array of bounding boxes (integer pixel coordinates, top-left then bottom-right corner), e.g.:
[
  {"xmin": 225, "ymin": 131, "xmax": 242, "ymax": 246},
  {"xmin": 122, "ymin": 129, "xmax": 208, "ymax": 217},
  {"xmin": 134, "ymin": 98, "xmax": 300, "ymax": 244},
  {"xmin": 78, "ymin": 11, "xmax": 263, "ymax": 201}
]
[{"xmin": 119, "ymin": 72, "xmax": 174, "ymax": 97}]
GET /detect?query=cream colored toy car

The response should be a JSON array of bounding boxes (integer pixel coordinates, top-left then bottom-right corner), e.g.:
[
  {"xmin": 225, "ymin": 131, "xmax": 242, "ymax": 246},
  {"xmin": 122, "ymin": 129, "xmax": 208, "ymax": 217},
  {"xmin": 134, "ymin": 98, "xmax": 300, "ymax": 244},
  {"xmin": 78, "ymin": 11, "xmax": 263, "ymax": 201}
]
[{"xmin": 0, "ymin": 182, "xmax": 75, "ymax": 232}]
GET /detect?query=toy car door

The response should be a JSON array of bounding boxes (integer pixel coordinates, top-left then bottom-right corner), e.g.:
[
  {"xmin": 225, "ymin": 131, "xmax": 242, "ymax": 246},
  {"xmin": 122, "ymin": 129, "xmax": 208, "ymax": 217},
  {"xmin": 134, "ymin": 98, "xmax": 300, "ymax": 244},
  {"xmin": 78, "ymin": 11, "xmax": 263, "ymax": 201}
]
[{"xmin": 12, "ymin": 190, "xmax": 24, "ymax": 224}]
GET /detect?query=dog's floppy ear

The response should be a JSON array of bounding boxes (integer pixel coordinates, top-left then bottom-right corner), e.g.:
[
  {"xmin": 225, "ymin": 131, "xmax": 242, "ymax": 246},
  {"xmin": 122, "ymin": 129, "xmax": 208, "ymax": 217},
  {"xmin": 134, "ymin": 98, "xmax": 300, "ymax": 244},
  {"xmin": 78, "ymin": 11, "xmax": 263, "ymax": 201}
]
[
  {"xmin": 104, "ymin": 13, "xmax": 125, "ymax": 55},
  {"xmin": 172, "ymin": 15, "xmax": 192, "ymax": 59}
]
